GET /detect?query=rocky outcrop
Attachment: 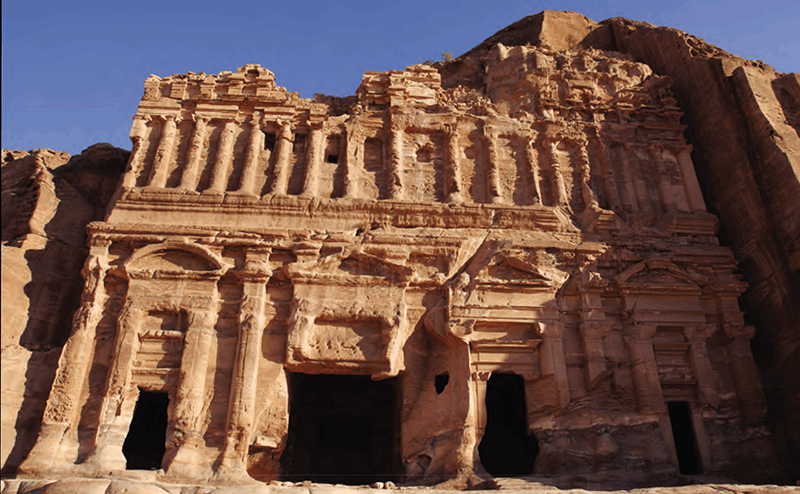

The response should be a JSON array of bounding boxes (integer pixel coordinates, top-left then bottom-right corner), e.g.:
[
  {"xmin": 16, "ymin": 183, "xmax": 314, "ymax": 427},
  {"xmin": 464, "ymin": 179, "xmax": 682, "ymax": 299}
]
[{"xmin": 1, "ymin": 145, "xmax": 129, "ymax": 475}]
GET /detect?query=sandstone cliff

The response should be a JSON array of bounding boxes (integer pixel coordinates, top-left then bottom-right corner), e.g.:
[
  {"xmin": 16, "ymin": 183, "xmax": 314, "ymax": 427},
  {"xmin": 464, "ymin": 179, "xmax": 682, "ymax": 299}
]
[{"xmin": 1, "ymin": 144, "xmax": 129, "ymax": 474}]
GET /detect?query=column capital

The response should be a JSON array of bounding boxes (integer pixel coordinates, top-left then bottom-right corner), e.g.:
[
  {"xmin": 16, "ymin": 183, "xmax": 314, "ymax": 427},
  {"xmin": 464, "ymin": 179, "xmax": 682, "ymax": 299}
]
[
  {"xmin": 579, "ymin": 321, "xmax": 613, "ymax": 339},
  {"xmin": 622, "ymin": 323, "xmax": 657, "ymax": 344},
  {"xmin": 536, "ymin": 321, "xmax": 565, "ymax": 340},
  {"xmin": 723, "ymin": 323, "xmax": 756, "ymax": 341},
  {"xmin": 685, "ymin": 323, "xmax": 716, "ymax": 342}
]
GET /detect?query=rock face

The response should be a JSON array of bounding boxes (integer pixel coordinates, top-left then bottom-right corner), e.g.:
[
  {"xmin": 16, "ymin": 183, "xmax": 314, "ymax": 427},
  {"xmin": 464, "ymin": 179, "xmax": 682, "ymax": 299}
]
[
  {"xmin": 2, "ymin": 10, "xmax": 797, "ymax": 490},
  {"xmin": 1, "ymin": 145, "xmax": 129, "ymax": 476}
]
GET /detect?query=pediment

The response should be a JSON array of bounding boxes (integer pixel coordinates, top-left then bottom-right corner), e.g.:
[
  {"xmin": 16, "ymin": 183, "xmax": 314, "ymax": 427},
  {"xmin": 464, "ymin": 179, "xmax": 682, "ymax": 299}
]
[
  {"xmin": 478, "ymin": 254, "xmax": 567, "ymax": 287},
  {"xmin": 124, "ymin": 240, "xmax": 230, "ymax": 279},
  {"xmin": 287, "ymin": 249, "xmax": 413, "ymax": 283},
  {"xmin": 616, "ymin": 259, "xmax": 702, "ymax": 288}
]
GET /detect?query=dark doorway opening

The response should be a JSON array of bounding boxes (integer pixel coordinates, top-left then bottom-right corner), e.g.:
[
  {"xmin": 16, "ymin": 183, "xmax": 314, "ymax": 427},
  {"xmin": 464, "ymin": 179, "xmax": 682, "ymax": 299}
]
[
  {"xmin": 479, "ymin": 373, "xmax": 538, "ymax": 477},
  {"xmin": 667, "ymin": 401, "xmax": 702, "ymax": 474},
  {"xmin": 281, "ymin": 374, "xmax": 401, "ymax": 485},
  {"xmin": 122, "ymin": 389, "xmax": 169, "ymax": 470}
]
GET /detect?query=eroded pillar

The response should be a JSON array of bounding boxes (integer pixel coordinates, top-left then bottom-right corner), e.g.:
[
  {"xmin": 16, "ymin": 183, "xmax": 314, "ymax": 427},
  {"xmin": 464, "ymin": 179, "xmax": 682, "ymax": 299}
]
[
  {"xmin": 205, "ymin": 119, "xmax": 237, "ymax": 194},
  {"xmin": 623, "ymin": 323, "xmax": 664, "ymax": 414},
  {"xmin": 444, "ymin": 125, "xmax": 464, "ymax": 202},
  {"xmin": 524, "ymin": 136, "xmax": 542, "ymax": 204},
  {"xmin": 675, "ymin": 145, "xmax": 707, "ymax": 213},
  {"xmin": 538, "ymin": 322, "xmax": 570, "ymax": 409},
  {"xmin": 19, "ymin": 241, "xmax": 111, "ymax": 474},
  {"xmin": 597, "ymin": 139, "xmax": 623, "ymax": 213},
  {"xmin": 627, "ymin": 145, "xmax": 653, "ymax": 214},
  {"xmin": 580, "ymin": 322, "xmax": 612, "ymax": 387},
  {"xmin": 547, "ymin": 140, "xmax": 568, "ymax": 207},
  {"xmin": 120, "ymin": 116, "xmax": 150, "ymax": 190},
  {"xmin": 180, "ymin": 116, "xmax": 210, "ymax": 192},
  {"xmin": 216, "ymin": 250, "xmax": 272, "ymax": 478},
  {"xmin": 651, "ymin": 144, "xmax": 678, "ymax": 212},
  {"xmin": 147, "ymin": 115, "xmax": 178, "ymax": 189},
  {"xmin": 484, "ymin": 125, "xmax": 503, "ymax": 204},
  {"xmin": 389, "ymin": 122, "xmax": 404, "ymax": 200},
  {"xmin": 235, "ymin": 114, "xmax": 264, "ymax": 197},
  {"xmin": 300, "ymin": 126, "xmax": 325, "ymax": 197},
  {"xmin": 84, "ymin": 303, "xmax": 147, "ymax": 472},
  {"xmin": 270, "ymin": 121, "xmax": 293, "ymax": 195},
  {"xmin": 164, "ymin": 307, "xmax": 219, "ymax": 478},
  {"xmin": 578, "ymin": 142, "xmax": 598, "ymax": 211},
  {"xmin": 723, "ymin": 324, "xmax": 767, "ymax": 422},
  {"xmin": 685, "ymin": 324, "xmax": 719, "ymax": 407}
]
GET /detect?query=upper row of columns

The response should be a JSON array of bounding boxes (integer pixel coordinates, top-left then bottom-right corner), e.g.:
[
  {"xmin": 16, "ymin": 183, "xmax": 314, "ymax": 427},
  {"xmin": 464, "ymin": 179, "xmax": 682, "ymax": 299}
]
[{"xmin": 127, "ymin": 113, "xmax": 705, "ymax": 214}]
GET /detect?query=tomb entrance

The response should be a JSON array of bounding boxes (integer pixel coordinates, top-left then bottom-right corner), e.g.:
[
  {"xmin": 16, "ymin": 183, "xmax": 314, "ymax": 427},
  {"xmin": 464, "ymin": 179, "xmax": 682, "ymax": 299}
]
[
  {"xmin": 478, "ymin": 373, "xmax": 538, "ymax": 477},
  {"xmin": 281, "ymin": 374, "xmax": 400, "ymax": 485},
  {"xmin": 121, "ymin": 389, "xmax": 169, "ymax": 470}
]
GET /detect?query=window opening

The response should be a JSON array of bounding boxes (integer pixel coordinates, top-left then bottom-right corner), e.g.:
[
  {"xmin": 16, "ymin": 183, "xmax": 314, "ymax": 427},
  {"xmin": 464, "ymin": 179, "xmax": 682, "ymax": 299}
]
[
  {"xmin": 293, "ymin": 133, "xmax": 307, "ymax": 153},
  {"xmin": 435, "ymin": 373, "xmax": 449, "ymax": 394},
  {"xmin": 326, "ymin": 154, "xmax": 339, "ymax": 164},
  {"xmin": 280, "ymin": 374, "xmax": 401, "ymax": 484},
  {"xmin": 122, "ymin": 389, "xmax": 169, "ymax": 470},
  {"xmin": 667, "ymin": 401, "xmax": 702, "ymax": 474},
  {"xmin": 478, "ymin": 373, "xmax": 538, "ymax": 477},
  {"xmin": 264, "ymin": 132, "xmax": 276, "ymax": 151}
]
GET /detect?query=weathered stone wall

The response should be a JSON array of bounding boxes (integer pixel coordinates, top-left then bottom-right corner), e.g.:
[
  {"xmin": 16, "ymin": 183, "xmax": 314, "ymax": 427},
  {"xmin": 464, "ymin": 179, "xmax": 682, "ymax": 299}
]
[{"xmin": 1, "ymin": 145, "xmax": 129, "ymax": 475}]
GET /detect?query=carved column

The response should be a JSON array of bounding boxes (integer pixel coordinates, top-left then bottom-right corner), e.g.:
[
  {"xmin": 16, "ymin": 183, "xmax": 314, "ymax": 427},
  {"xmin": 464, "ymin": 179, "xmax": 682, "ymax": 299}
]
[
  {"xmin": 84, "ymin": 302, "xmax": 147, "ymax": 472},
  {"xmin": 484, "ymin": 125, "xmax": 503, "ymax": 204},
  {"xmin": 615, "ymin": 143, "xmax": 639, "ymax": 213},
  {"xmin": 723, "ymin": 324, "xmax": 767, "ymax": 422},
  {"xmin": 19, "ymin": 241, "xmax": 111, "ymax": 474},
  {"xmin": 120, "ymin": 116, "xmax": 149, "ymax": 190},
  {"xmin": 652, "ymin": 144, "xmax": 678, "ymax": 212},
  {"xmin": 270, "ymin": 121, "xmax": 293, "ymax": 195},
  {"xmin": 538, "ymin": 322, "xmax": 570, "ymax": 408},
  {"xmin": 444, "ymin": 125, "xmax": 464, "ymax": 202},
  {"xmin": 164, "ymin": 307, "xmax": 219, "ymax": 477},
  {"xmin": 524, "ymin": 136, "xmax": 542, "ymax": 204},
  {"xmin": 180, "ymin": 116, "xmax": 210, "ymax": 191},
  {"xmin": 627, "ymin": 145, "xmax": 653, "ymax": 214},
  {"xmin": 388, "ymin": 121, "xmax": 405, "ymax": 200},
  {"xmin": 343, "ymin": 129, "xmax": 362, "ymax": 199},
  {"xmin": 205, "ymin": 119, "xmax": 237, "ymax": 194},
  {"xmin": 675, "ymin": 145, "xmax": 707, "ymax": 213},
  {"xmin": 580, "ymin": 322, "xmax": 612, "ymax": 387},
  {"xmin": 233, "ymin": 114, "xmax": 264, "ymax": 196},
  {"xmin": 147, "ymin": 115, "xmax": 178, "ymax": 189},
  {"xmin": 547, "ymin": 140, "xmax": 568, "ymax": 207},
  {"xmin": 623, "ymin": 323, "xmax": 664, "ymax": 414},
  {"xmin": 216, "ymin": 250, "xmax": 272, "ymax": 478},
  {"xmin": 685, "ymin": 324, "xmax": 719, "ymax": 407},
  {"xmin": 597, "ymin": 139, "xmax": 622, "ymax": 213},
  {"xmin": 301, "ymin": 125, "xmax": 325, "ymax": 197},
  {"xmin": 578, "ymin": 142, "xmax": 598, "ymax": 211}
]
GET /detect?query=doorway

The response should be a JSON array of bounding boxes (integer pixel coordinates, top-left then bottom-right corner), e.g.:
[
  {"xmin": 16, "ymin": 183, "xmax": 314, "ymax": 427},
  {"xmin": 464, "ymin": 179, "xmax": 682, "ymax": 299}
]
[
  {"xmin": 478, "ymin": 373, "xmax": 538, "ymax": 477},
  {"xmin": 281, "ymin": 373, "xmax": 400, "ymax": 484},
  {"xmin": 122, "ymin": 389, "xmax": 169, "ymax": 470},
  {"xmin": 667, "ymin": 401, "xmax": 702, "ymax": 474}
]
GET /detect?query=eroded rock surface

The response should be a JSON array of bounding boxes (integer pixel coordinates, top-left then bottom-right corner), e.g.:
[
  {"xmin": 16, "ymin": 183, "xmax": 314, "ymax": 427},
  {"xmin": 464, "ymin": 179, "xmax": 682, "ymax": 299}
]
[
  {"xmin": 2, "ymin": 10, "xmax": 797, "ymax": 491},
  {"xmin": 1, "ymin": 145, "xmax": 129, "ymax": 475}
]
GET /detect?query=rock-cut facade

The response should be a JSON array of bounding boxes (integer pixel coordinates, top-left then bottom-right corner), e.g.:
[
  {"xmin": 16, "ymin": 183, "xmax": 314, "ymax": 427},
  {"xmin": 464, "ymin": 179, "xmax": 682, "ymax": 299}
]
[{"xmin": 11, "ymin": 12, "xmax": 794, "ymax": 488}]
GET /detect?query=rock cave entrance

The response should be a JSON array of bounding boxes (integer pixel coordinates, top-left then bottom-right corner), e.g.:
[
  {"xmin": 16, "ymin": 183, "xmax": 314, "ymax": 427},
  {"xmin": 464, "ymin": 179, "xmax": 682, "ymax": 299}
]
[
  {"xmin": 478, "ymin": 373, "xmax": 538, "ymax": 477},
  {"xmin": 281, "ymin": 373, "xmax": 401, "ymax": 485},
  {"xmin": 667, "ymin": 401, "xmax": 702, "ymax": 474},
  {"xmin": 121, "ymin": 389, "xmax": 169, "ymax": 470}
]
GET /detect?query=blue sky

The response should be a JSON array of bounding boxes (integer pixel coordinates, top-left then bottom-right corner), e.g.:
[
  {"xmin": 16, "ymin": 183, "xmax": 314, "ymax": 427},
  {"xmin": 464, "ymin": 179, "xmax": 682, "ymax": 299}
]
[{"xmin": 2, "ymin": 0, "xmax": 798, "ymax": 155}]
